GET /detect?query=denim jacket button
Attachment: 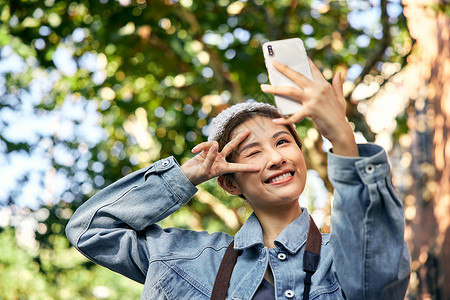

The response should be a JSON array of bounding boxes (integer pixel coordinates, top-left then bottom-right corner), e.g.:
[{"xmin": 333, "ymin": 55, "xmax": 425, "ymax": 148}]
[
  {"xmin": 365, "ymin": 164, "xmax": 375, "ymax": 174},
  {"xmin": 162, "ymin": 160, "xmax": 170, "ymax": 167},
  {"xmin": 284, "ymin": 290, "xmax": 294, "ymax": 298},
  {"xmin": 277, "ymin": 253, "xmax": 286, "ymax": 260}
]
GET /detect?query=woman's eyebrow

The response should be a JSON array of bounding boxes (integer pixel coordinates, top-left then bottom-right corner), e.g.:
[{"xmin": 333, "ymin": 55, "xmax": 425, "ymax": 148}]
[
  {"xmin": 237, "ymin": 142, "xmax": 260, "ymax": 155},
  {"xmin": 273, "ymin": 130, "xmax": 291, "ymax": 138}
]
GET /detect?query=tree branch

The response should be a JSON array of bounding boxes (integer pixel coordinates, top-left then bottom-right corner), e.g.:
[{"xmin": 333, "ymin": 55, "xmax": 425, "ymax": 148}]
[
  {"xmin": 171, "ymin": 4, "xmax": 243, "ymax": 101},
  {"xmin": 194, "ymin": 186, "xmax": 241, "ymax": 231},
  {"xmin": 248, "ymin": 0, "xmax": 278, "ymax": 39},
  {"xmin": 350, "ymin": 0, "xmax": 391, "ymax": 89},
  {"xmin": 344, "ymin": 0, "xmax": 391, "ymax": 141}
]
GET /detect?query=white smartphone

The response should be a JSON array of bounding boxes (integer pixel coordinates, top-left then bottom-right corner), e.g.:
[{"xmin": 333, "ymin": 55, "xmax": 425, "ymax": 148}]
[{"xmin": 262, "ymin": 38, "xmax": 313, "ymax": 115}]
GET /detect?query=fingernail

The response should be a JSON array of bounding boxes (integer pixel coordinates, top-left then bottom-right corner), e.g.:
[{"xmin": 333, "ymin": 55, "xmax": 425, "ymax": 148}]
[
  {"xmin": 260, "ymin": 84, "xmax": 270, "ymax": 90},
  {"xmin": 192, "ymin": 145, "xmax": 199, "ymax": 152},
  {"xmin": 272, "ymin": 118, "xmax": 283, "ymax": 123}
]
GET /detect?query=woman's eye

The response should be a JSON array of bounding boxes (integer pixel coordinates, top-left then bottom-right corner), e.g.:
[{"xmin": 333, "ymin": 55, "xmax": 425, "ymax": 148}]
[
  {"xmin": 247, "ymin": 151, "xmax": 260, "ymax": 157},
  {"xmin": 277, "ymin": 139, "xmax": 290, "ymax": 146}
]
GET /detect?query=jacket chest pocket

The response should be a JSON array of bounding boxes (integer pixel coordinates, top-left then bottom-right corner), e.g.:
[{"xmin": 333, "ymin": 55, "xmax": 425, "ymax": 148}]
[
  {"xmin": 149, "ymin": 268, "xmax": 211, "ymax": 300},
  {"xmin": 310, "ymin": 281, "xmax": 345, "ymax": 300}
]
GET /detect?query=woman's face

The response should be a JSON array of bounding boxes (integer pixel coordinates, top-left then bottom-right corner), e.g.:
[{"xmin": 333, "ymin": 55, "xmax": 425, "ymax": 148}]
[{"xmin": 226, "ymin": 116, "xmax": 307, "ymax": 210}]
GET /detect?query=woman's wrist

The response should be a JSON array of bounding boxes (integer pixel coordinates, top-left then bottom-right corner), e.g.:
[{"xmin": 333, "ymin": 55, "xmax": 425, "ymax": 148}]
[
  {"xmin": 329, "ymin": 125, "xmax": 359, "ymax": 157},
  {"xmin": 180, "ymin": 164, "xmax": 199, "ymax": 186}
]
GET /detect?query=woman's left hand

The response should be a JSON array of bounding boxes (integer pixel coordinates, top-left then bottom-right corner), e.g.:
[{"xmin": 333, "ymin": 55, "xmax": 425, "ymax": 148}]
[{"xmin": 260, "ymin": 58, "xmax": 358, "ymax": 156}]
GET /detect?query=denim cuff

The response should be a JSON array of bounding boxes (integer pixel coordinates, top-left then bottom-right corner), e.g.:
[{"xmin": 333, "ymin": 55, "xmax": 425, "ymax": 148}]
[
  {"xmin": 144, "ymin": 156, "xmax": 198, "ymax": 204},
  {"xmin": 328, "ymin": 143, "xmax": 391, "ymax": 185}
]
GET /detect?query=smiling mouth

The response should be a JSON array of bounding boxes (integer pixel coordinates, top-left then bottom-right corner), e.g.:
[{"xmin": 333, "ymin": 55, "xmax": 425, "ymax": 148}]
[{"xmin": 265, "ymin": 171, "xmax": 294, "ymax": 184}]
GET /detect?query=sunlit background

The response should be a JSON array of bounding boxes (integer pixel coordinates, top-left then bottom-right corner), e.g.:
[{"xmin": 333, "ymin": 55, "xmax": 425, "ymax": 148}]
[{"xmin": 0, "ymin": 0, "xmax": 448, "ymax": 299}]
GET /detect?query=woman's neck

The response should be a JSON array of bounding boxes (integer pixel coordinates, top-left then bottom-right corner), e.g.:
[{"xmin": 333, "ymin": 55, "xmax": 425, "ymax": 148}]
[{"xmin": 253, "ymin": 203, "xmax": 302, "ymax": 248}]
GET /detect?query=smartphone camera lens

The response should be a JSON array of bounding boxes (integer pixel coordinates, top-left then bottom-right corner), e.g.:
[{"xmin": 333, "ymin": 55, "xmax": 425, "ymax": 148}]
[{"xmin": 267, "ymin": 45, "xmax": 274, "ymax": 56}]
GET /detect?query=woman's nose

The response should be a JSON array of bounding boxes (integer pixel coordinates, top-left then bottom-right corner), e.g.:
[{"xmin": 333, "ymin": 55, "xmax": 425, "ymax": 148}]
[{"xmin": 267, "ymin": 148, "xmax": 285, "ymax": 169}]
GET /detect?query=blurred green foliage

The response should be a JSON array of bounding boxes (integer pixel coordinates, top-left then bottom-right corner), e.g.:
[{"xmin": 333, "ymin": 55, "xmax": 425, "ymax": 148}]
[
  {"xmin": 0, "ymin": 226, "xmax": 142, "ymax": 299},
  {"xmin": 0, "ymin": 0, "xmax": 412, "ymax": 298}
]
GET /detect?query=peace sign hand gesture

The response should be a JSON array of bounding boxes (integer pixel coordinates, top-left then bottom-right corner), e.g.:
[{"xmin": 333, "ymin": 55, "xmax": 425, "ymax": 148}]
[{"xmin": 180, "ymin": 129, "xmax": 260, "ymax": 186}]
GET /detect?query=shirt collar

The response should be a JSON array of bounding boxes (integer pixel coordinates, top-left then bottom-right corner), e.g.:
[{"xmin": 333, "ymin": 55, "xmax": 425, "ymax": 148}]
[{"xmin": 234, "ymin": 208, "xmax": 311, "ymax": 254}]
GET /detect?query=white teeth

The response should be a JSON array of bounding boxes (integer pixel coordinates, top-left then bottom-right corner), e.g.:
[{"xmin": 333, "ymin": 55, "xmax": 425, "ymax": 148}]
[{"xmin": 269, "ymin": 172, "xmax": 292, "ymax": 183}]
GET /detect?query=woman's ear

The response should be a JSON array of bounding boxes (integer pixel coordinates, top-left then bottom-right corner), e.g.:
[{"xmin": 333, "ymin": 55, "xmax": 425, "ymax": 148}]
[{"xmin": 218, "ymin": 175, "xmax": 242, "ymax": 196}]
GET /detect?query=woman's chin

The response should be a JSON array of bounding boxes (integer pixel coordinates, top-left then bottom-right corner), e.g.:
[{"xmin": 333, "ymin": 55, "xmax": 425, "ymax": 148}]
[{"xmin": 270, "ymin": 187, "xmax": 304, "ymax": 202}]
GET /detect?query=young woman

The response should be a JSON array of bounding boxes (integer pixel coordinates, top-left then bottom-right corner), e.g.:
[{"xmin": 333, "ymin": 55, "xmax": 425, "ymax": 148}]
[{"xmin": 66, "ymin": 59, "xmax": 410, "ymax": 299}]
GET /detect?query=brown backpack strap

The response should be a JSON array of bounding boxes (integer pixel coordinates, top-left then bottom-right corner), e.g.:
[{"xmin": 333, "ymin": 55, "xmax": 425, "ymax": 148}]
[
  {"xmin": 305, "ymin": 216, "xmax": 322, "ymax": 261},
  {"xmin": 302, "ymin": 216, "xmax": 322, "ymax": 300},
  {"xmin": 211, "ymin": 240, "xmax": 241, "ymax": 300},
  {"xmin": 211, "ymin": 216, "xmax": 322, "ymax": 300}
]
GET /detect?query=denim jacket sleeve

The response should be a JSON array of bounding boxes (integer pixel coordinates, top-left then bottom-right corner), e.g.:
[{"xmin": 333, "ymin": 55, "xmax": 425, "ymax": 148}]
[
  {"xmin": 328, "ymin": 143, "xmax": 411, "ymax": 300},
  {"xmin": 65, "ymin": 156, "xmax": 199, "ymax": 284}
]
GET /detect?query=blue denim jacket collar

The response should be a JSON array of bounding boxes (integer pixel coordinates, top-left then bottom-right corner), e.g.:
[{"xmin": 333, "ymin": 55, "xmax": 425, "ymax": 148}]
[
  {"xmin": 234, "ymin": 208, "xmax": 310, "ymax": 254},
  {"xmin": 233, "ymin": 213, "xmax": 264, "ymax": 250}
]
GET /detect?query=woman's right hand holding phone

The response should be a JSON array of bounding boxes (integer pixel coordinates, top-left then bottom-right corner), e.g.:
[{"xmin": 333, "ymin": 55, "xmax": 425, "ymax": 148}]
[
  {"xmin": 260, "ymin": 59, "xmax": 359, "ymax": 157},
  {"xmin": 180, "ymin": 129, "xmax": 260, "ymax": 186}
]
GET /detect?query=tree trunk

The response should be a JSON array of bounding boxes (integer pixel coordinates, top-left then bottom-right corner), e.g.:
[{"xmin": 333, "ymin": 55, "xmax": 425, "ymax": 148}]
[{"xmin": 401, "ymin": 0, "xmax": 449, "ymax": 298}]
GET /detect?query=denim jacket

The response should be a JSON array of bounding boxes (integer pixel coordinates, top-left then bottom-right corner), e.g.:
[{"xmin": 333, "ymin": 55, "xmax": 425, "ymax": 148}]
[{"xmin": 66, "ymin": 143, "xmax": 410, "ymax": 299}]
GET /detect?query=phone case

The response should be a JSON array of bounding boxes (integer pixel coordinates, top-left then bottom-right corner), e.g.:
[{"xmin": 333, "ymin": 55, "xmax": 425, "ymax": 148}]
[{"xmin": 262, "ymin": 38, "xmax": 312, "ymax": 115}]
